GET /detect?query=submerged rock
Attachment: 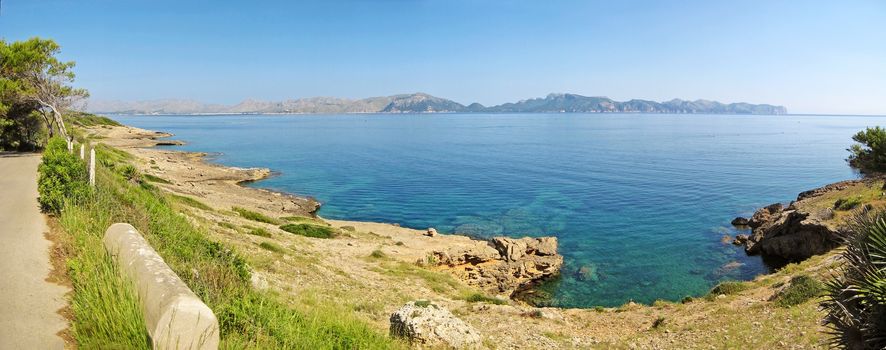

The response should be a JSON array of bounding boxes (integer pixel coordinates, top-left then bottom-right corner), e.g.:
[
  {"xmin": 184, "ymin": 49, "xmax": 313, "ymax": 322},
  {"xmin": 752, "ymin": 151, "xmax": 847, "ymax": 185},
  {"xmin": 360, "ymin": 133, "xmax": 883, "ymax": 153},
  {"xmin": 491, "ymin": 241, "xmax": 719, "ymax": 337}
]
[
  {"xmin": 389, "ymin": 301, "xmax": 481, "ymax": 349},
  {"xmin": 431, "ymin": 236, "xmax": 563, "ymax": 296},
  {"xmin": 731, "ymin": 217, "xmax": 750, "ymax": 226}
]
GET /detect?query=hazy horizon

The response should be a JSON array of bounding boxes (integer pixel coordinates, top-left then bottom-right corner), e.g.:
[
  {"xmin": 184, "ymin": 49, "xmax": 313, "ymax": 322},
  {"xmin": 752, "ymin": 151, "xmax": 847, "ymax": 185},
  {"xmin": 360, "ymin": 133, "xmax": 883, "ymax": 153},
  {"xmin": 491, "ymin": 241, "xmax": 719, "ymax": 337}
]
[{"xmin": 3, "ymin": 0, "xmax": 885, "ymax": 115}]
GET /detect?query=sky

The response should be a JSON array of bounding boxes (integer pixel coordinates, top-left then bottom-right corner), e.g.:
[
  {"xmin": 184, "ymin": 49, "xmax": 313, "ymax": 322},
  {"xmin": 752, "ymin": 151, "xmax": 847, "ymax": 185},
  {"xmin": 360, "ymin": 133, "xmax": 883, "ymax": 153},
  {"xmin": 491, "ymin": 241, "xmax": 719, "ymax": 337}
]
[{"xmin": 1, "ymin": 0, "xmax": 885, "ymax": 115}]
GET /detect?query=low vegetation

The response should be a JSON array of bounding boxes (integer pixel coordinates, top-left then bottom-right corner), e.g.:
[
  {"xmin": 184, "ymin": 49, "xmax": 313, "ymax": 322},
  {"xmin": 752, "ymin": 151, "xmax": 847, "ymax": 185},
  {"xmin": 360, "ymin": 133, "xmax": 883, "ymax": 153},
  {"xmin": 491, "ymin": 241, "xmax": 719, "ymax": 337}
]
[
  {"xmin": 169, "ymin": 193, "xmax": 212, "ymax": 211},
  {"xmin": 247, "ymin": 227, "xmax": 272, "ymax": 238},
  {"xmin": 708, "ymin": 281, "xmax": 748, "ymax": 296},
  {"xmin": 773, "ymin": 275, "xmax": 823, "ymax": 307},
  {"xmin": 258, "ymin": 241, "xmax": 284, "ymax": 253},
  {"xmin": 464, "ymin": 293, "xmax": 507, "ymax": 305},
  {"xmin": 834, "ymin": 196, "xmax": 863, "ymax": 211},
  {"xmin": 233, "ymin": 207, "xmax": 280, "ymax": 224},
  {"xmin": 822, "ymin": 211, "xmax": 886, "ymax": 349},
  {"xmin": 41, "ymin": 138, "xmax": 399, "ymax": 348},
  {"xmin": 279, "ymin": 223, "xmax": 338, "ymax": 238},
  {"xmin": 37, "ymin": 137, "xmax": 90, "ymax": 213}
]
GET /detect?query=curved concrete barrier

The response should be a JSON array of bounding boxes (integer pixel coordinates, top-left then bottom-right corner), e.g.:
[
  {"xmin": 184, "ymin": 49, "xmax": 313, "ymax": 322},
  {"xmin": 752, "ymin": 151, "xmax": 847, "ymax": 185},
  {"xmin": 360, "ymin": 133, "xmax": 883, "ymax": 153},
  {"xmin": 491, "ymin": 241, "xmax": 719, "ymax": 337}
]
[{"xmin": 104, "ymin": 223, "xmax": 220, "ymax": 349}]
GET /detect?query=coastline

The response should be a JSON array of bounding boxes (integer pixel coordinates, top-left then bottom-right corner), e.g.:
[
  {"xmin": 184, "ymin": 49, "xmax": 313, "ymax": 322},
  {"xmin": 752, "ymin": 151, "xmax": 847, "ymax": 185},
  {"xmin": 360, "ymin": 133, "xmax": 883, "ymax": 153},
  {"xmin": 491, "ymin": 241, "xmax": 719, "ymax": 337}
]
[{"xmin": 81, "ymin": 122, "xmax": 838, "ymax": 348}]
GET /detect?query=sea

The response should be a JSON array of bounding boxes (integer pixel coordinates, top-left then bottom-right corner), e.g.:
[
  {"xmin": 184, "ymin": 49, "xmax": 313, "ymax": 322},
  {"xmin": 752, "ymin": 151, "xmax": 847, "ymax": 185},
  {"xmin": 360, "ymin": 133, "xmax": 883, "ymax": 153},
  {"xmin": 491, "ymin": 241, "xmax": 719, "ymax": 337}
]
[{"xmin": 113, "ymin": 113, "xmax": 886, "ymax": 307}]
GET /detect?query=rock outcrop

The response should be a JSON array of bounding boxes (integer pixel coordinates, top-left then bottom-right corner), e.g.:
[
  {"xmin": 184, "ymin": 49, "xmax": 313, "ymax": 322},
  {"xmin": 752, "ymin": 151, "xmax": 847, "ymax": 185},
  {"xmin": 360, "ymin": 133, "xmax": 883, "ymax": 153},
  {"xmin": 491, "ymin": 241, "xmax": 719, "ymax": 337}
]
[
  {"xmin": 389, "ymin": 301, "xmax": 481, "ymax": 349},
  {"xmin": 431, "ymin": 237, "xmax": 563, "ymax": 297},
  {"xmin": 744, "ymin": 205, "xmax": 843, "ymax": 260}
]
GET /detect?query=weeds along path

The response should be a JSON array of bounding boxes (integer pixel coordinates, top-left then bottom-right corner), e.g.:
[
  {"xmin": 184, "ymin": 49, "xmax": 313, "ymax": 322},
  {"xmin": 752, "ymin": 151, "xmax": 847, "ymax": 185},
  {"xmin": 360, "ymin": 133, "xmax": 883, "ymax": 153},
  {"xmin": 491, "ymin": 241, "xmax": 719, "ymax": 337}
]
[{"xmin": 0, "ymin": 153, "xmax": 69, "ymax": 349}]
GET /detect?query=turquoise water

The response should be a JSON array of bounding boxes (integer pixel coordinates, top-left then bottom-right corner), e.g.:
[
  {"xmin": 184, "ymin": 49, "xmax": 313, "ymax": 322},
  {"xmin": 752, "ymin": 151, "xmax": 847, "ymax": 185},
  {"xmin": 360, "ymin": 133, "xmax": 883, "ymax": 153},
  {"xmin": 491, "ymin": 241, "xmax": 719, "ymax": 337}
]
[{"xmin": 113, "ymin": 113, "xmax": 885, "ymax": 307}]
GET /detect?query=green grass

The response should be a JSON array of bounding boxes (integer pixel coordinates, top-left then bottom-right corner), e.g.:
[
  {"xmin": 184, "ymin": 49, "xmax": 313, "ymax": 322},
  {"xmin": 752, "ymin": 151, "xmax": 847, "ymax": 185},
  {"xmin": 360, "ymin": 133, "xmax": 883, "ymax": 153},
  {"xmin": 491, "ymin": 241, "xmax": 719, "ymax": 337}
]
[
  {"xmin": 281, "ymin": 216, "xmax": 325, "ymax": 225},
  {"xmin": 247, "ymin": 227, "xmax": 272, "ymax": 238},
  {"xmin": 463, "ymin": 293, "xmax": 507, "ymax": 305},
  {"xmin": 168, "ymin": 193, "xmax": 212, "ymax": 211},
  {"xmin": 372, "ymin": 261, "xmax": 467, "ymax": 295},
  {"xmin": 259, "ymin": 241, "xmax": 284, "ymax": 253},
  {"xmin": 774, "ymin": 275, "xmax": 823, "ymax": 307},
  {"xmin": 233, "ymin": 207, "xmax": 280, "ymax": 224},
  {"xmin": 51, "ymin": 143, "xmax": 400, "ymax": 349},
  {"xmin": 142, "ymin": 173, "xmax": 172, "ymax": 184},
  {"xmin": 279, "ymin": 223, "xmax": 338, "ymax": 239},
  {"xmin": 219, "ymin": 222, "xmax": 238, "ymax": 230}
]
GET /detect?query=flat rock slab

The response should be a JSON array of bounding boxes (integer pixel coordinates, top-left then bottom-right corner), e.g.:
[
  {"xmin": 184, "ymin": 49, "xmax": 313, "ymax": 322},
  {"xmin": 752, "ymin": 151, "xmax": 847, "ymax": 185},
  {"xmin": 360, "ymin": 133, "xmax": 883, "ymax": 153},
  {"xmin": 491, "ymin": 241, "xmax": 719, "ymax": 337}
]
[{"xmin": 0, "ymin": 153, "xmax": 69, "ymax": 349}]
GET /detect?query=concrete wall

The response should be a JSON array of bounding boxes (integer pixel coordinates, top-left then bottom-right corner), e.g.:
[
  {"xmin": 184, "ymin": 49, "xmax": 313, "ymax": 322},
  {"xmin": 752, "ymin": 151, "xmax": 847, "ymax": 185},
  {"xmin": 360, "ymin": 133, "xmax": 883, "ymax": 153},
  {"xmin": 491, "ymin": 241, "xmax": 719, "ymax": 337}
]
[{"xmin": 104, "ymin": 223, "xmax": 220, "ymax": 350}]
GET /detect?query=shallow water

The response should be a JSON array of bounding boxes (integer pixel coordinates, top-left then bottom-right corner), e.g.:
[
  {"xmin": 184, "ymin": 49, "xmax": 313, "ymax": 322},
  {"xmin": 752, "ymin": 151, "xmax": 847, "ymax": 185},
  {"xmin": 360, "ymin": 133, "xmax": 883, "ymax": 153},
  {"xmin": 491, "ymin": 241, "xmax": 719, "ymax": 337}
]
[{"xmin": 113, "ymin": 113, "xmax": 886, "ymax": 307}]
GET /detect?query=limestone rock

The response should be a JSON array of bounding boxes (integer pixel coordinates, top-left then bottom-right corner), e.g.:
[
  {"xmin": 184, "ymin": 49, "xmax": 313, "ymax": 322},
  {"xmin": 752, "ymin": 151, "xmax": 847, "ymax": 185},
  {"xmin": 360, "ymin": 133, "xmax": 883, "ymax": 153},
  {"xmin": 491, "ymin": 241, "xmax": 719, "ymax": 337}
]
[
  {"xmin": 432, "ymin": 237, "xmax": 563, "ymax": 296},
  {"xmin": 389, "ymin": 301, "xmax": 481, "ymax": 349},
  {"xmin": 426, "ymin": 228, "xmax": 438, "ymax": 237}
]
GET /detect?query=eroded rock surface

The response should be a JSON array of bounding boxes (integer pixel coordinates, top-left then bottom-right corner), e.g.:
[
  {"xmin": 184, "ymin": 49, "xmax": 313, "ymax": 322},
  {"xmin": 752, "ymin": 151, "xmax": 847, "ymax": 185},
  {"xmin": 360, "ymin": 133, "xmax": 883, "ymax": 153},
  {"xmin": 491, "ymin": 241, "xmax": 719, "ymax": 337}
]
[
  {"xmin": 431, "ymin": 237, "xmax": 563, "ymax": 296},
  {"xmin": 389, "ymin": 301, "xmax": 481, "ymax": 349}
]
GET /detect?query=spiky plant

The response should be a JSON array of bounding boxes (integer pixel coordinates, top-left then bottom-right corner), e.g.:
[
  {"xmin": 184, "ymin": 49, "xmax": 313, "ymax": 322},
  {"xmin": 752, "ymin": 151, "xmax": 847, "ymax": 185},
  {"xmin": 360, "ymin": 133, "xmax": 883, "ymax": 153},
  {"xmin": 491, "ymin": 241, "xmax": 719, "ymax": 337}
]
[{"xmin": 821, "ymin": 210, "xmax": 886, "ymax": 349}]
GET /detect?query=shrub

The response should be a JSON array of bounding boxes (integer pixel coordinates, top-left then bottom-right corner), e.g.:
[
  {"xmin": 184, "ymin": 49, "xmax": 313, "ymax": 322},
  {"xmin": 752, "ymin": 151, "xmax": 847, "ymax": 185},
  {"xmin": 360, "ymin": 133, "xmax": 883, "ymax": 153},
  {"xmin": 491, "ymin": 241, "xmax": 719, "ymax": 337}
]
[
  {"xmin": 369, "ymin": 249, "xmax": 387, "ymax": 259},
  {"xmin": 279, "ymin": 223, "xmax": 337, "ymax": 238},
  {"xmin": 38, "ymin": 137, "xmax": 89, "ymax": 213},
  {"xmin": 834, "ymin": 196, "xmax": 863, "ymax": 211},
  {"xmin": 848, "ymin": 126, "xmax": 886, "ymax": 172},
  {"xmin": 233, "ymin": 207, "xmax": 280, "ymax": 224},
  {"xmin": 259, "ymin": 242, "xmax": 284, "ymax": 253},
  {"xmin": 774, "ymin": 275, "xmax": 823, "ymax": 307},
  {"xmin": 709, "ymin": 281, "xmax": 748, "ymax": 296},
  {"xmin": 822, "ymin": 212, "xmax": 886, "ymax": 349},
  {"xmin": 247, "ymin": 227, "xmax": 272, "ymax": 238},
  {"xmin": 464, "ymin": 293, "xmax": 507, "ymax": 305}
]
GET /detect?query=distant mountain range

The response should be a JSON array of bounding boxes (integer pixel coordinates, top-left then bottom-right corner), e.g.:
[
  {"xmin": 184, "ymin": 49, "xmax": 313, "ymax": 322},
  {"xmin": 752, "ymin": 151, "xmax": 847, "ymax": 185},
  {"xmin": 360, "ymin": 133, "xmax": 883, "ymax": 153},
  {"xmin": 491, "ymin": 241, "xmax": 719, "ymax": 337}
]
[{"xmin": 87, "ymin": 93, "xmax": 787, "ymax": 115}]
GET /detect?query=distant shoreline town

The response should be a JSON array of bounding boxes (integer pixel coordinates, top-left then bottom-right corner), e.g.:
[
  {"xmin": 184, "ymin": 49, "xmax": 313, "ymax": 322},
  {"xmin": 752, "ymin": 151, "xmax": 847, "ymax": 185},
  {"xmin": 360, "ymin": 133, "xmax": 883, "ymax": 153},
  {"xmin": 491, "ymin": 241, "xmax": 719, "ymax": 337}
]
[{"xmin": 88, "ymin": 92, "xmax": 788, "ymax": 115}]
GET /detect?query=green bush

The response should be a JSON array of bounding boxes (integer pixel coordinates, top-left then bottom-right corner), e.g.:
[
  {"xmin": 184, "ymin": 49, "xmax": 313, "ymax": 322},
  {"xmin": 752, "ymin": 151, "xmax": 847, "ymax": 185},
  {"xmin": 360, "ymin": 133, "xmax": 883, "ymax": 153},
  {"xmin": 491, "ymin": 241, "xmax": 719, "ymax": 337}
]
[
  {"xmin": 774, "ymin": 275, "xmax": 823, "ymax": 307},
  {"xmin": 259, "ymin": 241, "xmax": 284, "ymax": 253},
  {"xmin": 822, "ymin": 212, "xmax": 886, "ymax": 349},
  {"xmin": 233, "ymin": 207, "xmax": 280, "ymax": 224},
  {"xmin": 369, "ymin": 249, "xmax": 387, "ymax": 259},
  {"xmin": 834, "ymin": 196, "xmax": 863, "ymax": 211},
  {"xmin": 38, "ymin": 137, "xmax": 89, "ymax": 213},
  {"xmin": 247, "ymin": 227, "xmax": 272, "ymax": 238},
  {"xmin": 464, "ymin": 293, "xmax": 507, "ymax": 305},
  {"xmin": 279, "ymin": 223, "xmax": 338, "ymax": 238},
  {"xmin": 708, "ymin": 281, "xmax": 748, "ymax": 296},
  {"xmin": 848, "ymin": 126, "xmax": 886, "ymax": 172}
]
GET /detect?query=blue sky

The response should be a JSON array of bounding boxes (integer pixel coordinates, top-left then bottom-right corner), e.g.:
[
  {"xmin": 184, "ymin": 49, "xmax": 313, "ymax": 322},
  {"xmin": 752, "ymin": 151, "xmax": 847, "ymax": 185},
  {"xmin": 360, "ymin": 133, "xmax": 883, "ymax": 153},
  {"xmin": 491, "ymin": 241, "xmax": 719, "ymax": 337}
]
[{"xmin": 2, "ymin": 0, "xmax": 885, "ymax": 114}]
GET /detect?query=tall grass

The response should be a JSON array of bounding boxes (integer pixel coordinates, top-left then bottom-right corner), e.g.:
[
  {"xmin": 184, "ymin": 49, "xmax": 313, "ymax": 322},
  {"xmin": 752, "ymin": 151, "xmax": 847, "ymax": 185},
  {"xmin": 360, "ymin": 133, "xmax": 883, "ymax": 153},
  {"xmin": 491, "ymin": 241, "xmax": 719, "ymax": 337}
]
[{"xmin": 53, "ymin": 143, "xmax": 399, "ymax": 348}]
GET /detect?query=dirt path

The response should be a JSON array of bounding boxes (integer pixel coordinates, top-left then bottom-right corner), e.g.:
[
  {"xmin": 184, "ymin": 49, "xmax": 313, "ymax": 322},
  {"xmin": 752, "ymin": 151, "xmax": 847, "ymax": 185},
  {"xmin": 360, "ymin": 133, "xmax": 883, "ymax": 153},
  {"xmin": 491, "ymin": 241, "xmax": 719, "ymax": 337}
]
[{"xmin": 0, "ymin": 153, "xmax": 69, "ymax": 349}]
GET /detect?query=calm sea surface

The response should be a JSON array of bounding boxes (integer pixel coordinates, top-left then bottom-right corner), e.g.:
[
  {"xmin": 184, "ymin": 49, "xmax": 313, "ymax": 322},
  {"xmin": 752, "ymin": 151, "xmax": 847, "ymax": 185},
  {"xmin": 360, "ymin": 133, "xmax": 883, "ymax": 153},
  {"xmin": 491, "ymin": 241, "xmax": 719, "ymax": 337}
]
[{"xmin": 113, "ymin": 113, "xmax": 886, "ymax": 307}]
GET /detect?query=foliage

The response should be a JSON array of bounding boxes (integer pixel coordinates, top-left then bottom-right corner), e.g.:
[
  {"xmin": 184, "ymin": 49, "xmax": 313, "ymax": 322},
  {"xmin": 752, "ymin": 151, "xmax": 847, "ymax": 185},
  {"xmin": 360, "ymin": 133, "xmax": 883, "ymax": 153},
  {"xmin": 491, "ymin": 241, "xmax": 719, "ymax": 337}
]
[
  {"xmin": 279, "ymin": 223, "xmax": 338, "ymax": 238},
  {"xmin": 835, "ymin": 196, "xmax": 863, "ymax": 211},
  {"xmin": 847, "ymin": 127, "xmax": 886, "ymax": 173},
  {"xmin": 258, "ymin": 241, "xmax": 284, "ymax": 253},
  {"xmin": 233, "ymin": 207, "xmax": 280, "ymax": 224},
  {"xmin": 168, "ymin": 193, "xmax": 212, "ymax": 211},
  {"xmin": 773, "ymin": 275, "xmax": 823, "ymax": 307},
  {"xmin": 464, "ymin": 293, "xmax": 507, "ymax": 305},
  {"xmin": 37, "ymin": 137, "xmax": 89, "ymax": 213},
  {"xmin": 822, "ymin": 211, "xmax": 886, "ymax": 349},
  {"xmin": 247, "ymin": 228, "xmax": 272, "ymax": 237},
  {"xmin": 64, "ymin": 111, "xmax": 120, "ymax": 127},
  {"xmin": 142, "ymin": 173, "xmax": 172, "ymax": 184},
  {"xmin": 369, "ymin": 249, "xmax": 387, "ymax": 259},
  {"xmin": 709, "ymin": 281, "xmax": 748, "ymax": 296},
  {"xmin": 0, "ymin": 37, "xmax": 88, "ymax": 142}
]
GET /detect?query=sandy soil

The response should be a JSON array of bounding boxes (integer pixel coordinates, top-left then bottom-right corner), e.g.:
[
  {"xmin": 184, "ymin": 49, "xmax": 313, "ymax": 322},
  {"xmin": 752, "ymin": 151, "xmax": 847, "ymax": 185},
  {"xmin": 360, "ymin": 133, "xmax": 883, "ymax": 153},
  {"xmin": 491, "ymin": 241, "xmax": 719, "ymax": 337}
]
[{"xmin": 82, "ymin": 124, "xmax": 833, "ymax": 349}]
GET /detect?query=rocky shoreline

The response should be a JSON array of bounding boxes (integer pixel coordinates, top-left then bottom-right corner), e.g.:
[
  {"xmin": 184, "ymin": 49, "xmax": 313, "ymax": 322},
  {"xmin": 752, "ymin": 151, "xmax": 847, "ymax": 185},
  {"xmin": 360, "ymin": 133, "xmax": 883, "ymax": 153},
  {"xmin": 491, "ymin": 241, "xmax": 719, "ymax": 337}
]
[
  {"xmin": 730, "ymin": 178, "xmax": 882, "ymax": 262},
  {"xmin": 81, "ymin": 124, "xmax": 564, "ymax": 301}
]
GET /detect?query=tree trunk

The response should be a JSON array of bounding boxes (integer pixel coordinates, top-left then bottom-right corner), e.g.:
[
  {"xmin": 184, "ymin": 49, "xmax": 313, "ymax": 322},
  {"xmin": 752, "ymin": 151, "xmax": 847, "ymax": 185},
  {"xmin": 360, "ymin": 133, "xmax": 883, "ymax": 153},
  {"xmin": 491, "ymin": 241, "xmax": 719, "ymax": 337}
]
[{"xmin": 50, "ymin": 106, "xmax": 67, "ymax": 140}]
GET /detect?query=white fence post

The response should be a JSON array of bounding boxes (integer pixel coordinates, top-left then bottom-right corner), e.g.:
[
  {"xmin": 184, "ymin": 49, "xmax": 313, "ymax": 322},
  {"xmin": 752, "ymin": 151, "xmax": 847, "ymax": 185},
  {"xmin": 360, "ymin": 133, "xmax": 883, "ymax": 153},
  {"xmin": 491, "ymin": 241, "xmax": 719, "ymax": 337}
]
[
  {"xmin": 80, "ymin": 144, "xmax": 85, "ymax": 160},
  {"xmin": 89, "ymin": 148, "xmax": 96, "ymax": 186},
  {"xmin": 67, "ymin": 139, "xmax": 73, "ymax": 153}
]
